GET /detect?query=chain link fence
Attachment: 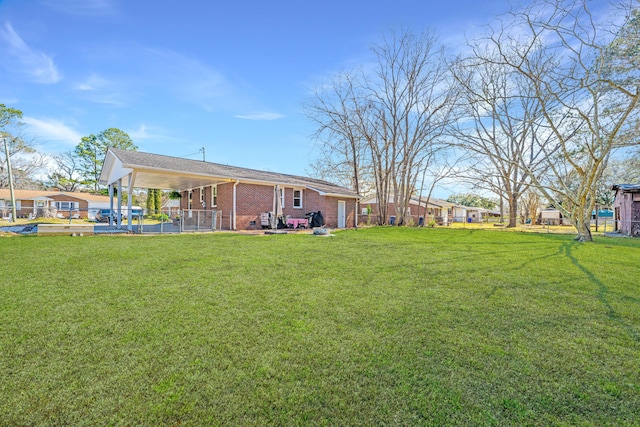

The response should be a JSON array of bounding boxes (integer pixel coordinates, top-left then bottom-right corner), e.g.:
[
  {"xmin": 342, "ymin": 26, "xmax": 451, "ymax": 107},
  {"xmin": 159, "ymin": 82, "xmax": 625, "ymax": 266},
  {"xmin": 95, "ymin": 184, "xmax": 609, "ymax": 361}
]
[{"xmin": 135, "ymin": 209, "xmax": 219, "ymax": 233}]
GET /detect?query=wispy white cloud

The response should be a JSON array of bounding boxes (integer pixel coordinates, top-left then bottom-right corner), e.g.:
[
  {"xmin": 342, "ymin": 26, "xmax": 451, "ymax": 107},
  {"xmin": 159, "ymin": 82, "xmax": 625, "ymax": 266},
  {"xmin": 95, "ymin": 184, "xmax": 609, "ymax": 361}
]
[
  {"xmin": 73, "ymin": 72, "xmax": 130, "ymax": 106},
  {"xmin": 39, "ymin": 0, "xmax": 117, "ymax": 16},
  {"xmin": 141, "ymin": 47, "xmax": 236, "ymax": 112},
  {"xmin": 0, "ymin": 22, "xmax": 60, "ymax": 84},
  {"xmin": 127, "ymin": 124, "xmax": 178, "ymax": 142},
  {"xmin": 81, "ymin": 91, "xmax": 128, "ymax": 107},
  {"xmin": 74, "ymin": 73, "xmax": 109, "ymax": 91},
  {"xmin": 235, "ymin": 112, "xmax": 285, "ymax": 121},
  {"xmin": 72, "ymin": 44, "xmax": 274, "ymax": 114},
  {"xmin": 128, "ymin": 124, "xmax": 151, "ymax": 140},
  {"xmin": 23, "ymin": 117, "xmax": 82, "ymax": 147},
  {"xmin": 0, "ymin": 97, "xmax": 20, "ymax": 105}
]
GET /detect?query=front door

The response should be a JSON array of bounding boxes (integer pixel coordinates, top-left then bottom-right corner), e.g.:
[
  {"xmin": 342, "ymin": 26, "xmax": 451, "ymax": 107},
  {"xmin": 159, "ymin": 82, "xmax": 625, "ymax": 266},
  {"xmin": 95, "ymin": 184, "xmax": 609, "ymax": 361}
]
[{"xmin": 338, "ymin": 201, "xmax": 346, "ymax": 228}]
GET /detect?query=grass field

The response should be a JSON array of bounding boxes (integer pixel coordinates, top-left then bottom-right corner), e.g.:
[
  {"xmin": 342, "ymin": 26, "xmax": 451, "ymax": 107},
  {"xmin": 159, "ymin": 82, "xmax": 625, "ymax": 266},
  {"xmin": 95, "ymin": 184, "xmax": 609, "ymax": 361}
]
[{"xmin": 1, "ymin": 228, "xmax": 639, "ymax": 426}]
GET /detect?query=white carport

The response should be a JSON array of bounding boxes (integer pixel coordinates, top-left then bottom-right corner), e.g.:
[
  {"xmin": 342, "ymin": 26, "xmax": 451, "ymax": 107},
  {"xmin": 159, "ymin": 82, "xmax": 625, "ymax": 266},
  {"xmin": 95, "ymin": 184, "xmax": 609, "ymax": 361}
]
[{"xmin": 99, "ymin": 148, "xmax": 227, "ymax": 230}]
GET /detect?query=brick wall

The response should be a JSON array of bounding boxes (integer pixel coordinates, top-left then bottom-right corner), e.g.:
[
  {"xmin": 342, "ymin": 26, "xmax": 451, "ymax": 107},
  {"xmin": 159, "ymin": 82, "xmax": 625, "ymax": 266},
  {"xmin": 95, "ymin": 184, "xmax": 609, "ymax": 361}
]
[
  {"xmin": 6, "ymin": 195, "xmax": 91, "ymax": 219},
  {"xmin": 360, "ymin": 201, "xmax": 444, "ymax": 225},
  {"xmin": 182, "ymin": 182, "xmax": 357, "ymax": 230},
  {"xmin": 236, "ymin": 183, "xmax": 273, "ymax": 230},
  {"xmin": 49, "ymin": 195, "xmax": 90, "ymax": 218}
]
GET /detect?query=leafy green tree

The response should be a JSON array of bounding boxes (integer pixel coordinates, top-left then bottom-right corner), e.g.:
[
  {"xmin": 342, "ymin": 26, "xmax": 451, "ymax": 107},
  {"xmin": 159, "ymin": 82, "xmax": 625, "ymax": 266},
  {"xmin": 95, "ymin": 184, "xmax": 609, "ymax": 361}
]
[
  {"xmin": 447, "ymin": 193, "xmax": 496, "ymax": 209},
  {"xmin": 154, "ymin": 189, "xmax": 162, "ymax": 214},
  {"xmin": 146, "ymin": 188, "xmax": 163, "ymax": 214},
  {"xmin": 75, "ymin": 128, "xmax": 137, "ymax": 192},
  {"xmin": 146, "ymin": 188, "xmax": 155, "ymax": 214}
]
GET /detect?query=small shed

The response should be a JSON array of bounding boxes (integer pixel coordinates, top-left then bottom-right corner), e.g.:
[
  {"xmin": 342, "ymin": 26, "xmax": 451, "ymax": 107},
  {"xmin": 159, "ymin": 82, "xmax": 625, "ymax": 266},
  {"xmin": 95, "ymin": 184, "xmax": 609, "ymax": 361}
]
[
  {"xmin": 538, "ymin": 205, "xmax": 570, "ymax": 226},
  {"xmin": 612, "ymin": 184, "xmax": 640, "ymax": 237}
]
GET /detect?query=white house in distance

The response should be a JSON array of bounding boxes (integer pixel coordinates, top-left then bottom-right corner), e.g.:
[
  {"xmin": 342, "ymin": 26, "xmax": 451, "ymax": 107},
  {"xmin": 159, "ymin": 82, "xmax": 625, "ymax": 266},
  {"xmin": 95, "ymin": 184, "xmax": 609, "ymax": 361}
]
[{"xmin": 452, "ymin": 205, "xmax": 501, "ymax": 223}]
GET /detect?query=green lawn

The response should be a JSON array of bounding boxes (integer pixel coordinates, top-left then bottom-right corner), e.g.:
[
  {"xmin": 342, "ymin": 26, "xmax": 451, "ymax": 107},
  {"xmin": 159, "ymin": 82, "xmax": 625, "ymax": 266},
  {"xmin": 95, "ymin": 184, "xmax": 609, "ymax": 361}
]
[{"xmin": 1, "ymin": 228, "xmax": 639, "ymax": 426}]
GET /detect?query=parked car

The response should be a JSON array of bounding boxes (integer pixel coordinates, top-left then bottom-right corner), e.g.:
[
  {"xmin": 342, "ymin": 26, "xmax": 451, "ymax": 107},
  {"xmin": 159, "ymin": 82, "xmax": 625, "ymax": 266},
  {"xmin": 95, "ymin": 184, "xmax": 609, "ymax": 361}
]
[
  {"xmin": 96, "ymin": 209, "xmax": 122, "ymax": 223},
  {"xmin": 96, "ymin": 208, "xmax": 143, "ymax": 223}
]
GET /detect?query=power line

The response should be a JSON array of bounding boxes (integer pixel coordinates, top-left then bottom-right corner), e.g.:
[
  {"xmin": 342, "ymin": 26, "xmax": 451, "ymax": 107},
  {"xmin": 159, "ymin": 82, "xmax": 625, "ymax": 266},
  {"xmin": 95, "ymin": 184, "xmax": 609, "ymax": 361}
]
[{"xmin": 179, "ymin": 147, "xmax": 206, "ymax": 161}]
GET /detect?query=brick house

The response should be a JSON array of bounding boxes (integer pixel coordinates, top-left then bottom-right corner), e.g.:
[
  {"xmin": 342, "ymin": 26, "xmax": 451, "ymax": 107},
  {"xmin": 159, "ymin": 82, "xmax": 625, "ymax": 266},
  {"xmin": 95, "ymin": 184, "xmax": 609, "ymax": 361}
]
[
  {"xmin": 612, "ymin": 184, "xmax": 640, "ymax": 237},
  {"xmin": 359, "ymin": 195, "xmax": 455, "ymax": 225},
  {"xmin": 0, "ymin": 189, "xmax": 111, "ymax": 219},
  {"xmin": 99, "ymin": 148, "xmax": 360, "ymax": 230}
]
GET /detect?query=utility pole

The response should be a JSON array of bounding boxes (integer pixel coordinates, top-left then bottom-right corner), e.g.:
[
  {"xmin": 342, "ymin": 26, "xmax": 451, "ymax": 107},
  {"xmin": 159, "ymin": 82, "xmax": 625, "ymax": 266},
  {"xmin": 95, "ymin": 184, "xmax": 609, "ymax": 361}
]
[
  {"xmin": 2, "ymin": 135, "xmax": 17, "ymax": 222},
  {"xmin": 1, "ymin": 105, "xmax": 23, "ymax": 222}
]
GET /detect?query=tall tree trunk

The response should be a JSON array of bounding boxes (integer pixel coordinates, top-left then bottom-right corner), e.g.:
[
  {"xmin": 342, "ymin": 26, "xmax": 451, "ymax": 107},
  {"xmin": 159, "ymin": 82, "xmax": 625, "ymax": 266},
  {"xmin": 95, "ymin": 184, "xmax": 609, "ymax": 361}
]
[
  {"xmin": 507, "ymin": 192, "xmax": 518, "ymax": 228},
  {"xmin": 573, "ymin": 213, "xmax": 593, "ymax": 242}
]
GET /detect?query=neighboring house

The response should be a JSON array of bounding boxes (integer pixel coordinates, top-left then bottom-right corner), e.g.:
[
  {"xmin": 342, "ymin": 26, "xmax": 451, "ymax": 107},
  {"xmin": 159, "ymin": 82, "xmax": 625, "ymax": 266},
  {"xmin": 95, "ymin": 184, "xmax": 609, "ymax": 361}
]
[
  {"xmin": 359, "ymin": 195, "xmax": 455, "ymax": 225},
  {"xmin": 162, "ymin": 199, "xmax": 181, "ymax": 217},
  {"xmin": 452, "ymin": 205, "xmax": 501, "ymax": 223},
  {"xmin": 0, "ymin": 189, "xmax": 111, "ymax": 220},
  {"xmin": 612, "ymin": 184, "xmax": 640, "ymax": 237},
  {"xmin": 98, "ymin": 148, "xmax": 360, "ymax": 230},
  {"xmin": 538, "ymin": 206, "xmax": 570, "ymax": 225}
]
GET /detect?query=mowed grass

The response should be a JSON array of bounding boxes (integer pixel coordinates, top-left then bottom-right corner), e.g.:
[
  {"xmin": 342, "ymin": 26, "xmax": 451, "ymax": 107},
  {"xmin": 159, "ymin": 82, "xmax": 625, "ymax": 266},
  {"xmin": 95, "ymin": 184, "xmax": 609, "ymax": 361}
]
[{"xmin": 1, "ymin": 228, "xmax": 639, "ymax": 426}]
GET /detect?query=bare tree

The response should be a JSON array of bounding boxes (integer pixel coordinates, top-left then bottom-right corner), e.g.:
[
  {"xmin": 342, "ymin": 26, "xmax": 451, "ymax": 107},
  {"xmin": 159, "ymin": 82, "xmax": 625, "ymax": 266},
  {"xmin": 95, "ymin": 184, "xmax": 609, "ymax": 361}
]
[
  {"xmin": 519, "ymin": 189, "xmax": 542, "ymax": 224},
  {"xmin": 306, "ymin": 72, "xmax": 372, "ymax": 197},
  {"xmin": 415, "ymin": 147, "xmax": 466, "ymax": 223},
  {"xmin": 449, "ymin": 56, "xmax": 550, "ymax": 227},
  {"xmin": 596, "ymin": 147, "xmax": 640, "ymax": 206},
  {"xmin": 47, "ymin": 151, "xmax": 82, "ymax": 192},
  {"xmin": 1, "ymin": 106, "xmax": 45, "ymax": 191},
  {"xmin": 479, "ymin": 0, "xmax": 640, "ymax": 241},
  {"xmin": 367, "ymin": 28, "xmax": 457, "ymax": 225},
  {"xmin": 307, "ymin": 28, "xmax": 458, "ymax": 225}
]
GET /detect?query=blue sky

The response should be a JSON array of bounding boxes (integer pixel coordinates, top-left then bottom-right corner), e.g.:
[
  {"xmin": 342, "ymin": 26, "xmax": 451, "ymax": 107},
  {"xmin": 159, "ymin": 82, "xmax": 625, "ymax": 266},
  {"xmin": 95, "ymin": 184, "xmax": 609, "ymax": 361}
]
[{"xmin": 1, "ymin": 0, "xmax": 512, "ymax": 195}]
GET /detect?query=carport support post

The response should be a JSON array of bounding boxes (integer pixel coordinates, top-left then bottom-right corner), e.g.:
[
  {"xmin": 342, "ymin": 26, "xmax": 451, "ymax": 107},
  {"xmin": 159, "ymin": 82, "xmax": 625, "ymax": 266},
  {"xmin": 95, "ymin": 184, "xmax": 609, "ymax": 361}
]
[
  {"xmin": 108, "ymin": 184, "xmax": 114, "ymax": 226},
  {"xmin": 117, "ymin": 178, "xmax": 123, "ymax": 229},
  {"xmin": 127, "ymin": 173, "xmax": 133, "ymax": 232}
]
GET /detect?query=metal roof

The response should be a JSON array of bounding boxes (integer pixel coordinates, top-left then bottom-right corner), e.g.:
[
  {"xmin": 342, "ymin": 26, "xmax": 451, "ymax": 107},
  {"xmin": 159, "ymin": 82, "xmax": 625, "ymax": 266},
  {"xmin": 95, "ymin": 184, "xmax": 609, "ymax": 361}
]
[{"xmin": 611, "ymin": 184, "xmax": 640, "ymax": 191}]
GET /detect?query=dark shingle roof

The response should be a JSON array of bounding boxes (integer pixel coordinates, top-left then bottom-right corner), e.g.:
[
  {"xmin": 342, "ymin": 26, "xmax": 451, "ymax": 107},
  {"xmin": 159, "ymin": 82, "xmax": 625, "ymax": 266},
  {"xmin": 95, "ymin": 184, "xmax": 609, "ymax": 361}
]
[{"xmin": 109, "ymin": 148, "xmax": 360, "ymax": 198}]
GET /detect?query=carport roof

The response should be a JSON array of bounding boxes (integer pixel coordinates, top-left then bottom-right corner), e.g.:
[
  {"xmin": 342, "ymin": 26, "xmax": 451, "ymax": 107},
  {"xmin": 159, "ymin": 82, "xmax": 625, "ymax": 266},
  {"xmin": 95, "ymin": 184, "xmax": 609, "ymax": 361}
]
[{"xmin": 99, "ymin": 148, "xmax": 360, "ymax": 198}]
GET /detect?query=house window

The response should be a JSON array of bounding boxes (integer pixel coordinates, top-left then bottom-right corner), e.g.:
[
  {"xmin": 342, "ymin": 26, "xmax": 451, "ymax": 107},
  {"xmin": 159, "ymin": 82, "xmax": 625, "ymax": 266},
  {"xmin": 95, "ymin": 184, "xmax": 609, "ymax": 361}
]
[
  {"xmin": 211, "ymin": 186, "xmax": 218, "ymax": 207},
  {"xmin": 199, "ymin": 187, "xmax": 205, "ymax": 206},
  {"xmin": 293, "ymin": 190, "xmax": 302, "ymax": 209},
  {"xmin": 36, "ymin": 200, "xmax": 46, "ymax": 208},
  {"xmin": 188, "ymin": 191, "xmax": 193, "ymax": 210},
  {"xmin": 362, "ymin": 208, "xmax": 368, "ymax": 216},
  {"xmin": 55, "ymin": 201, "xmax": 78, "ymax": 211},
  {"xmin": 0, "ymin": 200, "xmax": 21, "ymax": 209}
]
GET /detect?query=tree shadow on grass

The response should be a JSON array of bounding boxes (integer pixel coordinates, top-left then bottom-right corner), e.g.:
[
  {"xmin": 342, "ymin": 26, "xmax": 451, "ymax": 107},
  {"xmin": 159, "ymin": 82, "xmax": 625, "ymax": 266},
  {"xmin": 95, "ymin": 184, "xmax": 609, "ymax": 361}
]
[{"xmin": 560, "ymin": 241, "xmax": 640, "ymax": 344}]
